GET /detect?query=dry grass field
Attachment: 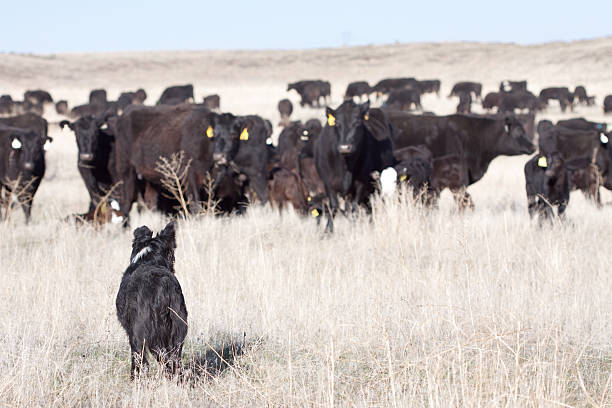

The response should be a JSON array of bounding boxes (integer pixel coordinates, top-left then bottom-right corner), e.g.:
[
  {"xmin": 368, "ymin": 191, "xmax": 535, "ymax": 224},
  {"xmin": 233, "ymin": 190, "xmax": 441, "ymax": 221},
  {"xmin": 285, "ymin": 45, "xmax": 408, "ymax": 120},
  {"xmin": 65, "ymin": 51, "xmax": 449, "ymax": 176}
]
[{"xmin": 1, "ymin": 39, "xmax": 611, "ymax": 406}]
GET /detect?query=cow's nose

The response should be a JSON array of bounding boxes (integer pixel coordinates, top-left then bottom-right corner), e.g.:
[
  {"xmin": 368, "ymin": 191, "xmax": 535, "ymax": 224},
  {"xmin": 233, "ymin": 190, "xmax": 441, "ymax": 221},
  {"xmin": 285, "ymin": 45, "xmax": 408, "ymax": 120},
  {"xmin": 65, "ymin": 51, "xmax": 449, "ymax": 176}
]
[
  {"xmin": 338, "ymin": 144, "xmax": 353, "ymax": 154},
  {"xmin": 23, "ymin": 162, "xmax": 34, "ymax": 171},
  {"xmin": 79, "ymin": 153, "xmax": 94, "ymax": 162},
  {"xmin": 213, "ymin": 153, "xmax": 227, "ymax": 164}
]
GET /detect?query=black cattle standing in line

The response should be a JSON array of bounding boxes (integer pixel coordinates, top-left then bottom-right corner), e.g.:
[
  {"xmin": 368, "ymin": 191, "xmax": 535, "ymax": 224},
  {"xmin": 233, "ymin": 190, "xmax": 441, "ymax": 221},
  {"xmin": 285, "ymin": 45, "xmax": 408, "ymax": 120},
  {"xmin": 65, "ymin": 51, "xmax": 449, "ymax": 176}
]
[
  {"xmin": 60, "ymin": 113, "xmax": 118, "ymax": 213},
  {"xmin": 277, "ymin": 99, "xmax": 293, "ymax": 126},
  {"xmin": 157, "ymin": 84, "xmax": 194, "ymax": 105},
  {"xmin": 344, "ymin": 81, "xmax": 371, "ymax": 101},
  {"xmin": 314, "ymin": 101, "xmax": 395, "ymax": 232},
  {"xmin": 449, "ymin": 81, "xmax": 482, "ymax": 100},
  {"xmin": 386, "ymin": 112, "xmax": 535, "ymax": 208},
  {"xmin": 116, "ymin": 221, "xmax": 187, "ymax": 379},
  {"xmin": 0, "ymin": 124, "xmax": 51, "ymax": 223}
]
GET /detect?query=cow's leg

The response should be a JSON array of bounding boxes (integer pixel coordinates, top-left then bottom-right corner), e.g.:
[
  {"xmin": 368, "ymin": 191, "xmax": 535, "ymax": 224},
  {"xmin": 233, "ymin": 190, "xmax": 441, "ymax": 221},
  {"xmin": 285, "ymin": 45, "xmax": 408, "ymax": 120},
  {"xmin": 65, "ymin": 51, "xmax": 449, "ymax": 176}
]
[
  {"xmin": 119, "ymin": 170, "xmax": 138, "ymax": 220},
  {"xmin": 246, "ymin": 171, "xmax": 268, "ymax": 205},
  {"xmin": 527, "ymin": 194, "xmax": 537, "ymax": 218},
  {"xmin": 325, "ymin": 191, "xmax": 338, "ymax": 234},
  {"xmin": 143, "ymin": 182, "xmax": 158, "ymax": 211}
]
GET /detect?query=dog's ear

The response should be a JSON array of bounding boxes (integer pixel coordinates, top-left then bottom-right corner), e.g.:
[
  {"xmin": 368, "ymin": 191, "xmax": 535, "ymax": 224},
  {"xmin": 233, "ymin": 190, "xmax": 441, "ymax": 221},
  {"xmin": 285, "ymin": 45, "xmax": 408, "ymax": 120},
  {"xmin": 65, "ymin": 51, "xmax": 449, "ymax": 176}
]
[
  {"xmin": 132, "ymin": 226, "xmax": 153, "ymax": 250},
  {"xmin": 158, "ymin": 221, "xmax": 176, "ymax": 250}
]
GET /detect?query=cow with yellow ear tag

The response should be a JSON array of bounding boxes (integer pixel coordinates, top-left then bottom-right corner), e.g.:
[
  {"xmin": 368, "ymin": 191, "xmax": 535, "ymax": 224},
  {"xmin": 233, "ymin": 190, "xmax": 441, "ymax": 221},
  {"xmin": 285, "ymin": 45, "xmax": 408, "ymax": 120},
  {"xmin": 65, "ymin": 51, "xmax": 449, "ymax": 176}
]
[
  {"xmin": 524, "ymin": 151, "xmax": 569, "ymax": 221},
  {"xmin": 211, "ymin": 114, "xmax": 272, "ymax": 205},
  {"xmin": 314, "ymin": 100, "xmax": 395, "ymax": 233}
]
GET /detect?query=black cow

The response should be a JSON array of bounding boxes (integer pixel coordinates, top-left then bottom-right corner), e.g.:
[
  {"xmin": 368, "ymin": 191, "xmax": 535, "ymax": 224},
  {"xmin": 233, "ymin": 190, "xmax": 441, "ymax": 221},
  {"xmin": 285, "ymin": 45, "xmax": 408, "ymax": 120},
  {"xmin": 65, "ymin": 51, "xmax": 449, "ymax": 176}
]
[
  {"xmin": 385, "ymin": 88, "xmax": 422, "ymax": 111},
  {"xmin": 524, "ymin": 152, "xmax": 569, "ymax": 220},
  {"xmin": 386, "ymin": 112, "xmax": 535, "ymax": 206},
  {"xmin": 277, "ymin": 99, "xmax": 293, "ymax": 126},
  {"xmin": 499, "ymin": 80, "xmax": 527, "ymax": 93},
  {"xmin": 573, "ymin": 86, "xmax": 594, "ymax": 106},
  {"xmin": 157, "ymin": 84, "xmax": 194, "ymax": 105},
  {"xmin": 113, "ymin": 104, "xmax": 217, "ymax": 217},
  {"xmin": 55, "ymin": 100, "xmax": 69, "ymax": 115},
  {"xmin": 392, "ymin": 145, "xmax": 433, "ymax": 201},
  {"xmin": 287, "ymin": 80, "xmax": 330, "ymax": 107},
  {"xmin": 0, "ymin": 95, "xmax": 13, "ymax": 115},
  {"xmin": 24, "ymin": 90, "xmax": 53, "ymax": 105},
  {"xmin": 371, "ymin": 78, "xmax": 417, "ymax": 99},
  {"xmin": 210, "ymin": 114, "xmax": 272, "ymax": 204},
  {"xmin": 314, "ymin": 101, "xmax": 394, "ymax": 232},
  {"xmin": 604, "ymin": 95, "xmax": 612, "ymax": 114},
  {"xmin": 449, "ymin": 82, "xmax": 482, "ymax": 100},
  {"xmin": 60, "ymin": 113, "xmax": 118, "ymax": 213},
  {"xmin": 537, "ymin": 122, "xmax": 602, "ymax": 203},
  {"xmin": 539, "ymin": 87, "xmax": 574, "ymax": 112},
  {"xmin": 344, "ymin": 81, "xmax": 371, "ymax": 101},
  {"xmin": 417, "ymin": 80, "xmax": 441, "ymax": 96},
  {"xmin": 89, "ymin": 89, "xmax": 107, "ymax": 105},
  {"xmin": 203, "ymin": 94, "xmax": 220, "ymax": 111},
  {"xmin": 0, "ymin": 124, "xmax": 51, "ymax": 223},
  {"xmin": 117, "ymin": 89, "xmax": 147, "ymax": 111},
  {"xmin": 499, "ymin": 91, "xmax": 543, "ymax": 113},
  {"xmin": 482, "ymin": 92, "xmax": 502, "ymax": 111},
  {"xmin": 456, "ymin": 92, "xmax": 472, "ymax": 114}
]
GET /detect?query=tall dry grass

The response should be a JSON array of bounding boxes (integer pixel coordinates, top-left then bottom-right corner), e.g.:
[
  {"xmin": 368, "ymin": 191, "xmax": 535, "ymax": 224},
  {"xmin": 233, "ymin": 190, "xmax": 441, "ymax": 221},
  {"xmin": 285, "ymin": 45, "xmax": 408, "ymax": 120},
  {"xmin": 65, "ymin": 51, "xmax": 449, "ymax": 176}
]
[{"xmin": 1, "ymin": 39, "xmax": 612, "ymax": 406}]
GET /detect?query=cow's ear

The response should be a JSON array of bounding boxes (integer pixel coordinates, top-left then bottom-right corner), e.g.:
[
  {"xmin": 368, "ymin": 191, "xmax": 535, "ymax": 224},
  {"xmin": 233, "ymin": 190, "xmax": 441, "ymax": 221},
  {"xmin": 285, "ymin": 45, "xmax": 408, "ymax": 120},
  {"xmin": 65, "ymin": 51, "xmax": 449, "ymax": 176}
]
[
  {"xmin": 158, "ymin": 221, "xmax": 176, "ymax": 249},
  {"xmin": 132, "ymin": 226, "xmax": 153, "ymax": 249},
  {"xmin": 363, "ymin": 108, "xmax": 391, "ymax": 141},
  {"xmin": 59, "ymin": 120, "xmax": 73, "ymax": 130},
  {"xmin": 326, "ymin": 107, "xmax": 336, "ymax": 127}
]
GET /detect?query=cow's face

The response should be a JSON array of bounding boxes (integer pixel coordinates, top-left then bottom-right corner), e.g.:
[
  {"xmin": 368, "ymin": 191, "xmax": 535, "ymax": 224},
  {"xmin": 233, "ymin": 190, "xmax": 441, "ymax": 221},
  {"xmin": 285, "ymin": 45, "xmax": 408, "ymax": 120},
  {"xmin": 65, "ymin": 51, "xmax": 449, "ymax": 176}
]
[
  {"xmin": 209, "ymin": 113, "xmax": 237, "ymax": 165},
  {"xmin": 60, "ymin": 115, "xmax": 106, "ymax": 162},
  {"xmin": 501, "ymin": 116, "xmax": 535, "ymax": 155},
  {"xmin": 9, "ymin": 130, "xmax": 45, "ymax": 172},
  {"xmin": 326, "ymin": 101, "xmax": 370, "ymax": 155}
]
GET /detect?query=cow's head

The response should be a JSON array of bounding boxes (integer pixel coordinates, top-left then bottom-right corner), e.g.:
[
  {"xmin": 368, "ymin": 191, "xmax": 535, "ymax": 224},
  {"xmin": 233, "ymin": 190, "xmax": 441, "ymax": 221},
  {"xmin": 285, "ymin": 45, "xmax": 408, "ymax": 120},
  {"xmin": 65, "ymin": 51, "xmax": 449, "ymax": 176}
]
[
  {"xmin": 537, "ymin": 151, "xmax": 565, "ymax": 179},
  {"xmin": 60, "ymin": 112, "xmax": 113, "ymax": 162},
  {"xmin": 500, "ymin": 115, "xmax": 536, "ymax": 155},
  {"xmin": 8, "ymin": 128, "xmax": 47, "ymax": 172},
  {"xmin": 207, "ymin": 112, "xmax": 237, "ymax": 165},
  {"xmin": 296, "ymin": 119, "xmax": 322, "ymax": 152},
  {"xmin": 325, "ymin": 101, "xmax": 390, "ymax": 155}
]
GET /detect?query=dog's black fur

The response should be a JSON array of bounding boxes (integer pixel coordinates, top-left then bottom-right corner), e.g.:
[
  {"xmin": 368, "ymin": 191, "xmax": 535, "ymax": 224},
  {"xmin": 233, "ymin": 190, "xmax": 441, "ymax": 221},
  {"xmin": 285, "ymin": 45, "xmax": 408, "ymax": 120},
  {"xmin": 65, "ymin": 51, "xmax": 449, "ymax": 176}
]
[{"xmin": 115, "ymin": 221, "xmax": 188, "ymax": 379}]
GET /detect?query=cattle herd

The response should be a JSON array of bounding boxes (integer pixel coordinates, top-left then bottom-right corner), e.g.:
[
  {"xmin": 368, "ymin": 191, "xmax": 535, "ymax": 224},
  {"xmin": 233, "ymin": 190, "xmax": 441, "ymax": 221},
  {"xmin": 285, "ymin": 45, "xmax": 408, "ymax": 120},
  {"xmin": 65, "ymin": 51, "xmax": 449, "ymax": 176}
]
[{"xmin": 1, "ymin": 78, "xmax": 612, "ymax": 229}]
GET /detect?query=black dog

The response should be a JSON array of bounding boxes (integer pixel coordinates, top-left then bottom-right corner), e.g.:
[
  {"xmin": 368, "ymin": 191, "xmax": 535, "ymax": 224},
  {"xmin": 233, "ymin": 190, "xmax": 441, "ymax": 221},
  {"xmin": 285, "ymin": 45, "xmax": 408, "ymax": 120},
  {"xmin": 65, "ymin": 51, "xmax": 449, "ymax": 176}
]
[{"xmin": 115, "ymin": 221, "xmax": 188, "ymax": 379}]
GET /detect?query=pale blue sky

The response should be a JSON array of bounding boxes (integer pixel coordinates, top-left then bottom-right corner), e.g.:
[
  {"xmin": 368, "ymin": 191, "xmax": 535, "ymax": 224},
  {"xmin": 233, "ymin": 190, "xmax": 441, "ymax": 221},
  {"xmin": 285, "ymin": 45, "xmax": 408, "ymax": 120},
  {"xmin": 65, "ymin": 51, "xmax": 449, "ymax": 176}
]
[{"xmin": 1, "ymin": 0, "xmax": 610, "ymax": 53}]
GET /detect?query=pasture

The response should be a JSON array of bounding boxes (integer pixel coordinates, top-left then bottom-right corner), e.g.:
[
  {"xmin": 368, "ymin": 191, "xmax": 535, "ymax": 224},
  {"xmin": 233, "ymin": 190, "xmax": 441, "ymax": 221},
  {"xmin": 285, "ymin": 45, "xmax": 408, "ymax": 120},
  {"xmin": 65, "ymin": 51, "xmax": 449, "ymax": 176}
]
[{"xmin": 0, "ymin": 38, "xmax": 611, "ymax": 406}]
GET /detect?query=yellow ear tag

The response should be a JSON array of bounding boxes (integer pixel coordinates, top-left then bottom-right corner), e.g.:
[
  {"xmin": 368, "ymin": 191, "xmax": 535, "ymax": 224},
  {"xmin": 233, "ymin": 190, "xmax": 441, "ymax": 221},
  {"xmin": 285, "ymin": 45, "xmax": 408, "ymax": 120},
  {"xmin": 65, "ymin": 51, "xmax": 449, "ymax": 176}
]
[
  {"xmin": 327, "ymin": 114, "xmax": 335, "ymax": 127},
  {"xmin": 307, "ymin": 196, "xmax": 312, "ymax": 202},
  {"xmin": 364, "ymin": 113, "xmax": 369, "ymax": 121},
  {"xmin": 538, "ymin": 156, "xmax": 547, "ymax": 168},
  {"xmin": 206, "ymin": 126, "xmax": 214, "ymax": 138},
  {"xmin": 100, "ymin": 202, "xmax": 107, "ymax": 214},
  {"xmin": 310, "ymin": 208, "xmax": 320, "ymax": 218},
  {"xmin": 400, "ymin": 174, "xmax": 407, "ymax": 181},
  {"xmin": 240, "ymin": 128, "xmax": 249, "ymax": 141}
]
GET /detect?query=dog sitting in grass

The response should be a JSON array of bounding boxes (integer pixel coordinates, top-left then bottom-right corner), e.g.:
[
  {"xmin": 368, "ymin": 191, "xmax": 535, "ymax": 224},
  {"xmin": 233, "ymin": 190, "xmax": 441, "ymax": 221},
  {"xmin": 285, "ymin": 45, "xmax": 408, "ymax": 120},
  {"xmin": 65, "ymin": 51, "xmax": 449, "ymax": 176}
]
[{"xmin": 115, "ymin": 221, "xmax": 188, "ymax": 379}]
